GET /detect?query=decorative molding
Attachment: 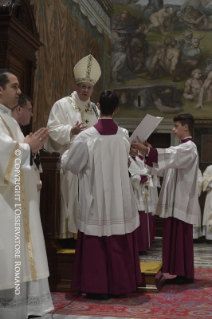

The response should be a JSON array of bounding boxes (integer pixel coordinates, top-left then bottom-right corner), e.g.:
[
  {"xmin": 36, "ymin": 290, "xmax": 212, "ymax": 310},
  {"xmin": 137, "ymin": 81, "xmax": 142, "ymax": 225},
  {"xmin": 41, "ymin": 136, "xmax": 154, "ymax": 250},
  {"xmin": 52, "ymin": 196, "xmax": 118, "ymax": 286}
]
[
  {"xmin": 194, "ymin": 118, "xmax": 212, "ymax": 125},
  {"xmin": 0, "ymin": 0, "xmax": 39, "ymax": 38},
  {"xmin": 96, "ymin": 0, "xmax": 113, "ymax": 17},
  {"xmin": 73, "ymin": 0, "xmax": 111, "ymax": 36},
  {"xmin": 114, "ymin": 118, "xmax": 179, "ymax": 146}
]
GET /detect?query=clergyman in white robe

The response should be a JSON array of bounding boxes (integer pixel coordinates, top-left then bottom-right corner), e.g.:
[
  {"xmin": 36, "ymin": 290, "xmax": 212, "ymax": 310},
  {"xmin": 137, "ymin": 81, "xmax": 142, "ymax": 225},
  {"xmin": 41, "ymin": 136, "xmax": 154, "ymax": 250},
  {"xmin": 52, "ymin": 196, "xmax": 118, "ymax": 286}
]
[
  {"xmin": 0, "ymin": 104, "xmax": 54, "ymax": 319},
  {"xmin": 45, "ymin": 92, "xmax": 99, "ymax": 238}
]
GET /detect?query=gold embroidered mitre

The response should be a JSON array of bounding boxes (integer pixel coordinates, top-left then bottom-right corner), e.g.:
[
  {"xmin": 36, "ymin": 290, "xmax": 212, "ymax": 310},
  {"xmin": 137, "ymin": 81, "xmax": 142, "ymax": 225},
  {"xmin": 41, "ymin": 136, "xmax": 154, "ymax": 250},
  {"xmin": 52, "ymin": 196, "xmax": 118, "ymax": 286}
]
[{"xmin": 73, "ymin": 54, "xmax": 101, "ymax": 86}]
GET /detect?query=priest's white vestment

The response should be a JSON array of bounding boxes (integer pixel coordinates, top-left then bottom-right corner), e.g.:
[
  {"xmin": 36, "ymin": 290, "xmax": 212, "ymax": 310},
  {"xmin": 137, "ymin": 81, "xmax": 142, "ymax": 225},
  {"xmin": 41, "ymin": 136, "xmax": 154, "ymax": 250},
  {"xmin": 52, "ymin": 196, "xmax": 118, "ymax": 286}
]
[
  {"xmin": 46, "ymin": 91, "xmax": 99, "ymax": 238},
  {"xmin": 0, "ymin": 104, "xmax": 53, "ymax": 318}
]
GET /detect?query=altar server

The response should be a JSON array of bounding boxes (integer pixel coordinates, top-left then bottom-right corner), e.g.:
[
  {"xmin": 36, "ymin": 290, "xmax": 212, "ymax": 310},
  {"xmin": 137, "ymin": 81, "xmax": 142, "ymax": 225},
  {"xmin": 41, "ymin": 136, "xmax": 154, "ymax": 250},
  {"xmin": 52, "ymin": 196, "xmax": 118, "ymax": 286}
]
[
  {"xmin": 62, "ymin": 90, "xmax": 142, "ymax": 298},
  {"xmin": 132, "ymin": 113, "xmax": 199, "ymax": 285},
  {"xmin": 129, "ymin": 151, "xmax": 159, "ymax": 253}
]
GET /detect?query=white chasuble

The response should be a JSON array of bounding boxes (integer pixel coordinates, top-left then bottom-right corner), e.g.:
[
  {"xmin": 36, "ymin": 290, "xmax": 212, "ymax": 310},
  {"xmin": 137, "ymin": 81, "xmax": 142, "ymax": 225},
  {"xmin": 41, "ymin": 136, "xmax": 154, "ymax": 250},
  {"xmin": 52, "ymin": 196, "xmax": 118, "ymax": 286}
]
[
  {"xmin": 0, "ymin": 105, "xmax": 49, "ymax": 290},
  {"xmin": 62, "ymin": 126, "xmax": 139, "ymax": 236},
  {"xmin": 46, "ymin": 91, "xmax": 99, "ymax": 237},
  {"xmin": 148, "ymin": 141, "xmax": 199, "ymax": 225}
]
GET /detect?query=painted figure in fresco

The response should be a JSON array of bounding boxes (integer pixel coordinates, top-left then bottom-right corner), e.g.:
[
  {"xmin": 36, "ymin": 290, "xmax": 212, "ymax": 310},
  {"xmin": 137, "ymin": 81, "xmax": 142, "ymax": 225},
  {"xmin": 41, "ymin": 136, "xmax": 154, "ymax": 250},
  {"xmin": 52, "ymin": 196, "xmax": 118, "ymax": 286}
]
[
  {"xmin": 181, "ymin": 38, "xmax": 202, "ymax": 71},
  {"xmin": 142, "ymin": 0, "xmax": 164, "ymax": 25},
  {"xmin": 183, "ymin": 69, "xmax": 204, "ymax": 100},
  {"xmin": 134, "ymin": 86, "xmax": 182, "ymax": 113},
  {"xmin": 131, "ymin": 35, "xmax": 148, "ymax": 73},
  {"xmin": 205, "ymin": 57, "xmax": 212, "ymax": 75},
  {"xmin": 183, "ymin": 5, "xmax": 212, "ymax": 30},
  {"xmin": 177, "ymin": 30, "xmax": 193, "ymax": 50},
  {"xmin": 145, "ymin": 45, "xmax": 165, "ymax": 78},
  {"xmin": 181, "ymin": 0, "xmax": 212, "ymax": 11},
  {"xmin": 111, "ymin": 41, "xmax": 135, "ymax": 84},
  {"xmin": 149, "ymin": 36, "xmax": 181, "ymax": 82},
  {"xmin": 112, "ymin": 11, "xmax": 145, "ymax": 72},
  {"xmin": 143, "ymin": 7, "xmax": 176, "ymax": 35},
  {"xmin": 194, "ymin": 70, "xmax": 212, "ymax": 108}
]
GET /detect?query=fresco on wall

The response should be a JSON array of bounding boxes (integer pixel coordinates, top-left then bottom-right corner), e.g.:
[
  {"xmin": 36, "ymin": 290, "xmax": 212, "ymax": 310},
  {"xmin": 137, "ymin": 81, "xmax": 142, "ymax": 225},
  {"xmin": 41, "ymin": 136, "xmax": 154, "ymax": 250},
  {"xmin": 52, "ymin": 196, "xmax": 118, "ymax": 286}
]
[{"xmin": 111, "ymin": 0, "xmax": 212, "ymax": 118}]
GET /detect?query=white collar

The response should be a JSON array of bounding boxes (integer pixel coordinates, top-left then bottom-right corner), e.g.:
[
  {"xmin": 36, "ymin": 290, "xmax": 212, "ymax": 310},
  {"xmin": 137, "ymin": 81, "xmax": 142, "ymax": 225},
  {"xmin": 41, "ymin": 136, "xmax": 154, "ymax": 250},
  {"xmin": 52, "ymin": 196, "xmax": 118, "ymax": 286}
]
[
  {"xmin": 0, "ymin": 104, "xmax": 12, "ymax": 116},
  {"xmin": 182, "ymin": 136, "xmax": 192, "ymax": 140}
]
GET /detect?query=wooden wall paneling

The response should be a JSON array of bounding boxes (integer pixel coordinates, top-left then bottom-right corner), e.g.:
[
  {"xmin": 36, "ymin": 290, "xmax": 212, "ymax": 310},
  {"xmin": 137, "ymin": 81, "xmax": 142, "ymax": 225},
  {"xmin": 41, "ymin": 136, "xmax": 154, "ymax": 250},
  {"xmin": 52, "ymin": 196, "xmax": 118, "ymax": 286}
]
[
  {"xmin": 40, "ymin": 151, "xmax": 61, "ymax": 253},
  {"xmin": 0, "ymin": 0, "xmax": 43, "ymax": 135},
  {"xmin": 31, "ymin": 0, "xmax": 102, "ymax": 131}
]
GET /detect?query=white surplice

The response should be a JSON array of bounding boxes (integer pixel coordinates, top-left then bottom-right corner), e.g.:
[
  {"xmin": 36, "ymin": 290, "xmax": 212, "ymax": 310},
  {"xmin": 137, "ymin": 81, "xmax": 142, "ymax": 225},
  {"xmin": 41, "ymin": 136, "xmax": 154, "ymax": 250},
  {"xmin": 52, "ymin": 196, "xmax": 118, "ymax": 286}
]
[
  {"xmin": 148, "ymin": 141, "xmax": 199, "ymax": 225},
  {"xmin": 193, "ymin": 169, "xmax": 203, "ymax": 238},
  {"xmin": 46, "ymin": 91, "xmax": 99, "ymax": 238},
  {"xmin": 202, "ymin": 165, "xmax": 212, "ymax": 238},
  {"xmin": 0, "ymin": 104, "xmax": 53, "ymax": 318},
  {"xmin": 129, "ymin": 155, "xmax": 159, "ymax": 214},
  {"xmin": 62, "ymin": 126, "xmax": 139, "ymax": 236}
]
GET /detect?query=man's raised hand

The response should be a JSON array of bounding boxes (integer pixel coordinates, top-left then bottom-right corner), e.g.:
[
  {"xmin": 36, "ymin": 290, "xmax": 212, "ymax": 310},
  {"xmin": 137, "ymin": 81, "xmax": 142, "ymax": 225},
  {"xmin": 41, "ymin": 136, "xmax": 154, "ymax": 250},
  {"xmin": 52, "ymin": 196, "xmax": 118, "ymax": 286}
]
[
  {"xmin": 24, "ymin": 127, "xmax": 49, "ymax": 154},
  {"xmin": 71, "ymin": 121, "xmax": 88, "ymax": 135}
]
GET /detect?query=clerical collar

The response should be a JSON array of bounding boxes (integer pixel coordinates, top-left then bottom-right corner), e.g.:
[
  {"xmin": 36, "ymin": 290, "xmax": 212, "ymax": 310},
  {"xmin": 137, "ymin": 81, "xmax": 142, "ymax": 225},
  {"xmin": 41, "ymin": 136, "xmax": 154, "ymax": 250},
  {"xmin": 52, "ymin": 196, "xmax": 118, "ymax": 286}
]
[
  {"xmin": 0, "ymin": 103, "xmax": 12, "ymax": 116},
  {"xmin": 181, "ymin": 136, "xmax": 193, "ymax": 143}
]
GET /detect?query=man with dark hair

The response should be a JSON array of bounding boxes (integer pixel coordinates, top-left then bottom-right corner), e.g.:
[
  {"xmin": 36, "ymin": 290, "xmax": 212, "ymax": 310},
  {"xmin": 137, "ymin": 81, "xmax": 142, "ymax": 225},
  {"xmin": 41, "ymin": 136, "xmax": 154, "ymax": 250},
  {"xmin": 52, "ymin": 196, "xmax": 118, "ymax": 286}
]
[
  {"xmin": 62, "ymin": 90, "xmax": 142, "ymax": 299},
  {"xmin": 0, "ymin": 69, "xmax": 53, "ymax": 318},
  {"xmin": 12, "ymin": 94, "xmax": 33, "ymax": 126},
  {"xmin": 12, "ymin": 94, "xmax": 42, "ymax": 194},
  {"xmin": 132, "ymin": 113, "xmax": 199, "ymax": 285}
]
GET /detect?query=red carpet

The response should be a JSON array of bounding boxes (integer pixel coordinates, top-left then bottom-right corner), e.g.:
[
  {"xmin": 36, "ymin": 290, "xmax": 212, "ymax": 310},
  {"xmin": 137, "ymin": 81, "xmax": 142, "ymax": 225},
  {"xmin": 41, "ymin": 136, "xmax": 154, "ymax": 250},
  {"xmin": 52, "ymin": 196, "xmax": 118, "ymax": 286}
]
[{"xmin": 51, "ymin": 268, "xmax": 212, "ymax": 318}]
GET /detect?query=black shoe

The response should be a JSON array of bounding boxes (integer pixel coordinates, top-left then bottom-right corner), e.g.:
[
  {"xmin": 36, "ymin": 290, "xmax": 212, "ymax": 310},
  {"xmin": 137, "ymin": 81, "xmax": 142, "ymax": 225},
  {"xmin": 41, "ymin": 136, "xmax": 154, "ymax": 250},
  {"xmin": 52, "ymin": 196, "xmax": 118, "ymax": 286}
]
[
  {"xmin": 139, "ymin": 251, "xmax": 147, "ymax": 256},
  {"xmin": 86, "ymin": 293, "xmax": 110, "ymax": 300},
  {"xmin": 110, "ymin": 294, "xmax": 126, "ymax": 298},
  {"xmin": 165, "ymin": 276, "xmax": 194, "ymax": 285}
]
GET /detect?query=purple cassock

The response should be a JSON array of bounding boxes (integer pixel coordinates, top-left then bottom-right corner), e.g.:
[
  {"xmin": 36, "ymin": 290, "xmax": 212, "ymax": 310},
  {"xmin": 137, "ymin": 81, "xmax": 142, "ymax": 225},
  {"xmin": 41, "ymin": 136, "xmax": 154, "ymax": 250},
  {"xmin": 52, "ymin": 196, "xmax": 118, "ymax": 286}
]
[
  {"xmin": 71, "ymin": 119, "xmax": 142, "ymax": 295},
  {"xmin": 145, "ymin": 138, "xmax": 194, "ymax": 280},
  {"xmin": 134, "ymin": 155, "xmax": 155, "ymax": 252},
  {"xmin": 135, "ymin": 174, "xmax": 150, "ymax": 253}
]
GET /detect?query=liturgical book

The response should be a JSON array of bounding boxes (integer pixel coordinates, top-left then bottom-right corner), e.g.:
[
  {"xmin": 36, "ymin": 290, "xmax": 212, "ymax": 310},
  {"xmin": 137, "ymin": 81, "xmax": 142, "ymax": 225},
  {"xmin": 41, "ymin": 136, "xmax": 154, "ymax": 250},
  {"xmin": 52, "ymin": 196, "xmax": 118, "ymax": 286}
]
[{"xmin": 130, "ymin": 114, "xmax": 163, "ymax": 143}]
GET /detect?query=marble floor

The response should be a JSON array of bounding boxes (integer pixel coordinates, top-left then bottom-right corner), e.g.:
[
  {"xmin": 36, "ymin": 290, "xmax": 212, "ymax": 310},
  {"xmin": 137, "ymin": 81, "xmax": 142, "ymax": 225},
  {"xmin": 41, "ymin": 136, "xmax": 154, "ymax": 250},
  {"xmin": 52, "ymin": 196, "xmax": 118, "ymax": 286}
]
[
  {"xmin": 33, "ymin": 238, "xmax": 212, "ymax": 319},
  {"xmin": 139, "ymin": 237, "xmax": 212, "ymax": 268}
]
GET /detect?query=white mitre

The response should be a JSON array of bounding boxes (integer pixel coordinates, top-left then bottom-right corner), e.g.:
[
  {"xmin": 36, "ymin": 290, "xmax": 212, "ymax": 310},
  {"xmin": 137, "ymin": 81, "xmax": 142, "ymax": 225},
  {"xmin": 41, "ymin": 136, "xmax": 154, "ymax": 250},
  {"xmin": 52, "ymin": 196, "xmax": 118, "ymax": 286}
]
[{"xmin": 73, "ymin": 54, "xmax": 101, "ymax": 86}]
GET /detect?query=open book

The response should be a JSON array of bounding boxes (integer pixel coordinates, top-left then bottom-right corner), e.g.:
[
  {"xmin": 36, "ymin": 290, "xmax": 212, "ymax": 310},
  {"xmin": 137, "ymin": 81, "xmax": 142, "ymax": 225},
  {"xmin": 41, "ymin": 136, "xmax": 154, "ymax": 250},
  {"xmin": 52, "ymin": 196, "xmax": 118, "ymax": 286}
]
[{"xmin": 130, "ymin": 114, "xmax": 163, "ymax": 143}]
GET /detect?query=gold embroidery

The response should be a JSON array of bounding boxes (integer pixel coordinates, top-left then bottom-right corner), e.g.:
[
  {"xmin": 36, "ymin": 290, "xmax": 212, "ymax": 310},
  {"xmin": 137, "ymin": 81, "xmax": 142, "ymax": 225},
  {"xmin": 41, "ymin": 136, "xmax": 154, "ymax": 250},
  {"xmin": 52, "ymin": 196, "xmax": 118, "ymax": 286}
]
[
  {"xmin": 0, "ymin": 115, "xmax": 14, "ymax": 139},
  {"xmin": 0, "ymin": 114, "xmax": 37, "ymax": 280},
  {"xmin": 20, "ymin": 171, "xmax": 37, "ymax": 280},
  {"xmin": 0, "ymin": 116, "xmax": 19, "ymax": 185},
  {"xmin": 4, "ymin": 143, "xmax": 19, "ymax": 185}
]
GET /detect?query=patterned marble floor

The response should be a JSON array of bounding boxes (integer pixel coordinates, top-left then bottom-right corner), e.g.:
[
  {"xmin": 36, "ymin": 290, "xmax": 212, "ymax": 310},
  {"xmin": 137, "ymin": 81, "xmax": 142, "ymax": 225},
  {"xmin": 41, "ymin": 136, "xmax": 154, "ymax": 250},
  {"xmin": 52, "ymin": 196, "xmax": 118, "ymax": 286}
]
[
  {"xmin": 139, "ymin": 237, "xmax": 212, "ymax": 268},
  {"xmin": 33, "ymin": 238, "xmax": 212, "ymax": 319}
]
